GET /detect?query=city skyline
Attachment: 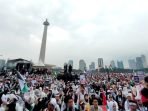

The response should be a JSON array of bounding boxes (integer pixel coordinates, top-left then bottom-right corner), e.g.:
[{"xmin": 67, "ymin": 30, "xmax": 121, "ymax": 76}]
[
  {"xmin": 0, "ymin": 0, "xmax": 148, "ymax": 68},
  {"xmin": 65, "ymin": 54, "xmax": 148, "ymax": 69},
  {"xmin": 0, "ymin": 54, "xmax": 148, "ymax": 69}
]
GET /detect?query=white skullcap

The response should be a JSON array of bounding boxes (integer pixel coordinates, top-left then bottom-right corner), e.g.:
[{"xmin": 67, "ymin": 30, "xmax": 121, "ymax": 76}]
[
  {"xmin": 39, "ymin": 87, "xmax": 42, "ymax": 91},
  {"xmin": 50, "ymin": 98, "xmax": 57, "ymax": 106},
  {"xmin": 126, "ymin": 93, "xmax": 132, "ymax": 98},
  {"xmin": 107, "ymin": 90, "xmax": 111, "ymax": 93}
]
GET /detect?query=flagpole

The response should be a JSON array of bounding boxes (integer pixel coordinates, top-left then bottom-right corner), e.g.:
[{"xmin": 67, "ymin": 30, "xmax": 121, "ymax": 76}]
[{"xmin": 105, "ymin": 66, "xmax": 110, "ymax": 82}]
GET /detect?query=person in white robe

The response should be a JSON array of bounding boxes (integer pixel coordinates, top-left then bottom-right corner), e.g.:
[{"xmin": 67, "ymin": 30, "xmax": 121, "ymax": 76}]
[
  {"xmin": 107, "ymin": 95, "xmax": 118, "ymax": 111},
  {"xmin": 124, "ymin": 93, "xmax": 132, "ymax": 111}
]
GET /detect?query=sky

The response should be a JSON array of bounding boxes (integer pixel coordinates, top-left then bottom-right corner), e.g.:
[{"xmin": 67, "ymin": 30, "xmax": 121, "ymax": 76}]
[{"xmin": 0, "ymin": 0, "xmax": 148, "ymax": 69}]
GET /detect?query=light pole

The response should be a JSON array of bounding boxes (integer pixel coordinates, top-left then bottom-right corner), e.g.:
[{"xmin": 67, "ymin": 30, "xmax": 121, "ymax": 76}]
[
  {"xmin": 0, "ymin": 55, "xmax": 3, "ymax": 71},
  {"xmin": 105, "ymin": 66, "xmax": 110, "ymax": 81}
]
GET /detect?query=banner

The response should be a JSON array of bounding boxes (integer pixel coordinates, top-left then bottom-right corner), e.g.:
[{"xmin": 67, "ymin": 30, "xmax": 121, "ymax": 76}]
[
  {"xmin": 80, "ymin": 75, "xmax": 86, "ymax": 84},
  {"xmin": 137, "ymin": 71, "xmax": 145, "ymax": 82},
  {"xmin": 134, "ymin": 76, "xmax": 139, "ymax": 83}
]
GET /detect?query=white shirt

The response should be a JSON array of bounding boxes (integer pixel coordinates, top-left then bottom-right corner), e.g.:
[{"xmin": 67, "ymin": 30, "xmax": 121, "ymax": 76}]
[
  {"xmin": 79, "ymin": 92, "xmax": 85, "ymax": 100},
  {"xmin": 90, "ymin": 105, "xmax": 103, "ymax": 111},
  {"xmin": 0, "ymin": 106, "xmax": 5, "ymax": 111},
  {"xmin": 107, "ymin": 100, "xmax": 118, "ymax": 111},
  {"xmin": 124, "ymin": 100, "xmax": 130, "ymax": 111},
  {"xmin": 139, "ymin": 106, "xmax": 147, "ymax": 111},
  {"xmin": 1, "ymin": 94, "xmax": 9, "ymax": 104}
]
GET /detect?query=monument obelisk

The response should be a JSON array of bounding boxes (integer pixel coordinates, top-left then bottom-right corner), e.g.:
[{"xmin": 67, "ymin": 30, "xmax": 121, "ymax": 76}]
[{"xmin": 38, "ymin": 19, "xmax": 49, "ymax": 66}]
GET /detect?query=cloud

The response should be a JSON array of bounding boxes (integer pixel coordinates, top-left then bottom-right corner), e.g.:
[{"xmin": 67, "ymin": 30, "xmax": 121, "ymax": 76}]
[
  {"xmin": 49, "ymin": 26, "xmax": 70, "ymax": 42},
  {"xmin": 0, "ymin": 0, "xmax": 148, "ymax": 68}
]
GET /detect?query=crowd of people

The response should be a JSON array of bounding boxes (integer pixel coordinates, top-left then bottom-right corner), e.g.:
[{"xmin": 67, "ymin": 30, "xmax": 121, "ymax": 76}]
[{"xmin": 0, "ymin": 69, "xmax": 148, "ymax": 111}]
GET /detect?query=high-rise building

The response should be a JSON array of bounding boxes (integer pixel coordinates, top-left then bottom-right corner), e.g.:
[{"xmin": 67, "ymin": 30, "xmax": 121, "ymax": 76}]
[
  {"xmin": 98, "ymin": 58, "xmax": 104, "ymax": 68},
  {"xmin": 136, "ymin": 57, "xmax": 144, "ymax": 69},
  {"xmin": 0, "ymin": 59, "xmax": 5, "ymax": 70},
  {"xmin": 110, "ymin": 60, "xmax": 116, "ymax": 68},
  {"xmin": 38, "ymin": 19, "xmax": 49, "ymax": 66},
  {"xmin": 68, "ymin": 60, "xmax": 73, "ymax": 67},
  {"xmin": 128, "ymin": 59, "xmax": 137, "ymax": 69},
  {"xmin": 89, "ymin": 62, "xmax": 95, "ymax": 70},
  {"xmin": 141, "ymin": 55, "xmax": 148, "ymax": 68},
  {"xmin": 79, "ymin": 59, "xmax": 86, "ymax": 71},
  {"xmin": 117, "ymin": 61, "xmax": 124, "ymax": 69}
]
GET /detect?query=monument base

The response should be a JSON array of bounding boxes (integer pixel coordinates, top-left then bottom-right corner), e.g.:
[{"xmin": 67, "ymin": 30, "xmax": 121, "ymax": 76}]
[{"xmin": 33, "ymin": 64, "xmax": 56, "ymax": 70}]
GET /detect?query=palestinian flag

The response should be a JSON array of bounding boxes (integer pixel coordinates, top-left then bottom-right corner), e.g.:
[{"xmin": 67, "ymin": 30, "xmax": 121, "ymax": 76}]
[
  {"xmin": 22, "ymin": 83, "xmax": 29, "ymax": 93},
  {"xmin": 17, "ymin": 71, "xmax": 29, "ymax": 93}
]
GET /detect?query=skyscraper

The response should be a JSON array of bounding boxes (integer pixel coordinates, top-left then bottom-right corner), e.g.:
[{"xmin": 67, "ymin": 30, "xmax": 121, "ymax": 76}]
[
  {"xmin": 141, "ymin": 55, "xmax": 148, "ymax": 68},
  {"xmin": 110, "ymin": 60, "xmax": 116, "ymax": 68},
  {"xmin": 68, "ymin": 60, "xmax": 73, "ymax": 67},
  {"xmin": 117, "ymin": 61, "xmax": 124, "ymax": 69},
  {"xmin": 128, "ymin": 59, "xmax": 137, "ymax": 69},
  {"xmin": 79, "ymin": 59, "xmax": 86, "ymax": 71},
  {"xmin": 98, "ymin": 58, "xmax": 104, "ymax": 68},
  {"xmin": 89, "ymin": 62, "xmax": 95, "ymax": 70},
  {"xmin": 38, "ymin": 19, "xmax": 49, "ymax": 66},
  {"xmin": 136, "ymin": 57, "xmax": 144, "ymax": 69}
]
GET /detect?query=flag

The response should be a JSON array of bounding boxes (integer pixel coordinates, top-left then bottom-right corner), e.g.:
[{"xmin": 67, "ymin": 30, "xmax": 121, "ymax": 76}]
[
  {"xmin": 17, "ymin": 71, "xmax": 25, "ymax": 81},
  {"xmin": 22, "ymin": 83, "xmax": 29, "ymax": 93},
  {"xmin": 17, "ymin": 71, "xmax": 26, "ymax": 91},
  {"xmin": 54, "ymin": 72, "xmax": 57, "ymax": 76},
  {"xmin": 102, "ymin": 92, "xmax": 107, "ymax": 105},
  {"xmin": 109, "ymin": 64, "xmax": 113, "ymax": 72}
]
